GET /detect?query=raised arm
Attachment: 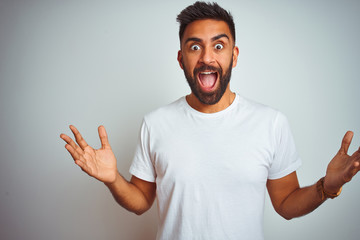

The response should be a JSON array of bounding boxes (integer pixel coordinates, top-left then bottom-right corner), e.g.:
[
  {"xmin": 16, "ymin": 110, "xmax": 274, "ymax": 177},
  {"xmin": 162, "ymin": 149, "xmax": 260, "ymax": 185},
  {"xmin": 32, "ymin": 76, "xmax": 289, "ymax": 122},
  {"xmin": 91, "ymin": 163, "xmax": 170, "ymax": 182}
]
[
  {"xmin": 60, "ymin": 125, "xmax": 156, "ymax": 215},
  {"xmin": 267, "ymin": 131, "xmax": 360, "ymax": 220}
]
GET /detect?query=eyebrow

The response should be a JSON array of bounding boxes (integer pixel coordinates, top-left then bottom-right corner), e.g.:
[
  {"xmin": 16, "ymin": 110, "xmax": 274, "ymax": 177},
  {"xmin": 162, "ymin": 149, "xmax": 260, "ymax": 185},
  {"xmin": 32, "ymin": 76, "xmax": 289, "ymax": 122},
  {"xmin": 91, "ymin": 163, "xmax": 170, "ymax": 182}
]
[
  {"xmin": 184, "ymin": 33, "xmax": 230, "ymax": 45},
  {"xmin": 211, "ymin": 33, "xmax": 229, "ymax": 41}
]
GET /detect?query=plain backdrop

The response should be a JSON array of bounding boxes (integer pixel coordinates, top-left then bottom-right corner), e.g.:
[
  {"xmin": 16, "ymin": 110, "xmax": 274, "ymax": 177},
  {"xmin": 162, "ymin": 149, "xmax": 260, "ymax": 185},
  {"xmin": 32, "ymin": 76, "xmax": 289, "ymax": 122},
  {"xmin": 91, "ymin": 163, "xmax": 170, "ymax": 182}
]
[{"xmin": 0, "ymin": 0, "xmax": 359, "ymax": 239}]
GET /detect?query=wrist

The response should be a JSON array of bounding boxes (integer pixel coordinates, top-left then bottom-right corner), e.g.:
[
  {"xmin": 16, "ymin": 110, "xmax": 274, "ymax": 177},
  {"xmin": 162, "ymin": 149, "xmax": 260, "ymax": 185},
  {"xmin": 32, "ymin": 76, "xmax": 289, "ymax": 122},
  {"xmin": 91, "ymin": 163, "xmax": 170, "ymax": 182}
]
[
  {"xmin": 316, "ymin": 177, "xmax": 342, "ymax": 200},
  {"xmin": 323, "ymin": 177, "xmax": 342, "ymax": 194},
  {"xmin": 104, "ymin": 171, "xmax": 120, "ymax": 186}
]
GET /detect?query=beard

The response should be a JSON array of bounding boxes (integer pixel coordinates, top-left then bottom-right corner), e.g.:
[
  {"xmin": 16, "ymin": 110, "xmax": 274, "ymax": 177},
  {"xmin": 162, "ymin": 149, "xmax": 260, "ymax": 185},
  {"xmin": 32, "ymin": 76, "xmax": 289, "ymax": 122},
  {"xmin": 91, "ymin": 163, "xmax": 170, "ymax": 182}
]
[{"xmin": 182, "ymin": 58, "xmax": 233, "ymax": 105}]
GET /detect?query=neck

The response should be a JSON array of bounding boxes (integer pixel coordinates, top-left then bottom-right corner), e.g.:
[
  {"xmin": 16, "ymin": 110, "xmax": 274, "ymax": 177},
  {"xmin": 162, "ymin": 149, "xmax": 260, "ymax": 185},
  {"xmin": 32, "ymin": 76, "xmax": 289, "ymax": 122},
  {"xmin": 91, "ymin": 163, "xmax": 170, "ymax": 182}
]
[{"xmin": 186, "ymin": 87, "xmax": 235, "ymax": 113}]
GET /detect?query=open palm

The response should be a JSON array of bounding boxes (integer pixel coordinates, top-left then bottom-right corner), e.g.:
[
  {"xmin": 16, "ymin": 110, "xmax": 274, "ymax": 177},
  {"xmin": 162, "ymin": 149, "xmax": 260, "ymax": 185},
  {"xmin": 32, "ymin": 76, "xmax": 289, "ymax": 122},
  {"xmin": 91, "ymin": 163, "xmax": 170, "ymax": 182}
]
[
  {"xmin": 60, "ymin": 125, "xmax": 118, "ymax": 184},
  {"xmin": 325, "ymin": 131, "xmax": 360, "ymax": 193}
]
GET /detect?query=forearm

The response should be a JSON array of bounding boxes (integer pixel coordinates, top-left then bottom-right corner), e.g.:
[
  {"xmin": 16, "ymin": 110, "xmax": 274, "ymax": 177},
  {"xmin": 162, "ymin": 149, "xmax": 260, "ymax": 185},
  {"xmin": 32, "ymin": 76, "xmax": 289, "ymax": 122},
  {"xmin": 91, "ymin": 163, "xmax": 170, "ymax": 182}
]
[
  {"xmin": 276, "ymin": 183, "xmax": 325, "ymax": 220},
  {"xmin": 105, "ymin": 173, "xmax": 153, "ymax": 215}
]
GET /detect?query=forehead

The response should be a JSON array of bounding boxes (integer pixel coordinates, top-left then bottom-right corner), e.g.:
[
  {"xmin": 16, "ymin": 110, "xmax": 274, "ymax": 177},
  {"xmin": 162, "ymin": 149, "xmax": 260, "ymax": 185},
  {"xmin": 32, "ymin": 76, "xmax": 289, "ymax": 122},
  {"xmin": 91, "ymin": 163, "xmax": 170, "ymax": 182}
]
[{"xmin": 182, "ymin": 19, "xmax": 232, "ymax": 43}]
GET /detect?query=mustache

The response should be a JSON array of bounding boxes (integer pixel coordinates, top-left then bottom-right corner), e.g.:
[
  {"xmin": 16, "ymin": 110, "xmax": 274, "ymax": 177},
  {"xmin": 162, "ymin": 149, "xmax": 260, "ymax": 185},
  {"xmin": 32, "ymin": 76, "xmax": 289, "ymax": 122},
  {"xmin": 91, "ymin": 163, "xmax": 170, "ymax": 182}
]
[{"xmin": 194, "ymin": 64, "xmax": 221, "ymax": 74}]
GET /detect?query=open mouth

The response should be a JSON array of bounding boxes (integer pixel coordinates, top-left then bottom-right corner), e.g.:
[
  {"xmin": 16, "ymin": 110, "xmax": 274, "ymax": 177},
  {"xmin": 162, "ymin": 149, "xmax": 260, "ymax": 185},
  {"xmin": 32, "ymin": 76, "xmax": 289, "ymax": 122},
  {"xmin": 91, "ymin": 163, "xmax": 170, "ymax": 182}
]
[{"xmin": 197, "ymin": 71, "xmax": 218, "ymax": 92}]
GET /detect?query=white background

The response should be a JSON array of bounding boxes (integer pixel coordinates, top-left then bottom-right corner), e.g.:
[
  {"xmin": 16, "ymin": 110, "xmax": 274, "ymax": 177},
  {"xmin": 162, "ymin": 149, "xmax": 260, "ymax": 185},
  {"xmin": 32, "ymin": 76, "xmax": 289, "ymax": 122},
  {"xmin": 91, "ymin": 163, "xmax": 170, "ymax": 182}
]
[{"xmin": 0, "ymin": 0, "xmax": 359, "ymax": 239}]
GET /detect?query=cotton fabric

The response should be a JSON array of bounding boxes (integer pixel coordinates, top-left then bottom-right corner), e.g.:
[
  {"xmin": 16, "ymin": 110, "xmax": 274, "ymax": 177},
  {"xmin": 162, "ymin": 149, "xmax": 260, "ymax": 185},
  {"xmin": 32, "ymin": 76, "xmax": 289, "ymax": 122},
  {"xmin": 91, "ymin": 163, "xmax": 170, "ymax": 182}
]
[{"xmin": 130, "ymin": 94, "xmax": 301, "ymax": 240}]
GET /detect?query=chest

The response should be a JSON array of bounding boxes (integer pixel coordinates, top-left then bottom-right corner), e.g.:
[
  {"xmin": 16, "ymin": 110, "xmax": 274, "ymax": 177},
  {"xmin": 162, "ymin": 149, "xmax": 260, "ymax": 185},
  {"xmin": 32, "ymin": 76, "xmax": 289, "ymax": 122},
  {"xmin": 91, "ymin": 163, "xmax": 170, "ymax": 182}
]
[{"xmin": 150, "ymin": 120, "xmax": 275, "ymax": 188}]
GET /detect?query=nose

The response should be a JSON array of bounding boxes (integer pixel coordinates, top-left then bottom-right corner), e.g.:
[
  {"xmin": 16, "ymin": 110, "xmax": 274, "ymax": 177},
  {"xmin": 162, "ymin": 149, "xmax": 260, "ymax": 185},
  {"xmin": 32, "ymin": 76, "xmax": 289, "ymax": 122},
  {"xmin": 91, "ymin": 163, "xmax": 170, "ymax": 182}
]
[{"xmin": 199, "ymin": 46, "xmax": 215, "ymax": 65}]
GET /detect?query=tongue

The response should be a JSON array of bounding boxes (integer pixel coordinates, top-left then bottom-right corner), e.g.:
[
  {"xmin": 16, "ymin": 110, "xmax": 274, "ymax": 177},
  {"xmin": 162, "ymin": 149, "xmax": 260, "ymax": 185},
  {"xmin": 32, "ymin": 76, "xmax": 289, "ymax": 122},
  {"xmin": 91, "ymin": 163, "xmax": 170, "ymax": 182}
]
[{"xmin": 199, "ymin": 73, "xmax": 216, "ymax": 88}]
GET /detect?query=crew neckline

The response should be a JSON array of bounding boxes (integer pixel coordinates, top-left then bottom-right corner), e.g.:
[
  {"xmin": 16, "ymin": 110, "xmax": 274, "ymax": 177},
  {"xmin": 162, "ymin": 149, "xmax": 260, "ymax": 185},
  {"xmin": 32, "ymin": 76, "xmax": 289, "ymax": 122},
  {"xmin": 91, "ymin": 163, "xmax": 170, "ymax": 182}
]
[{"xmin": 182, "ymin": 93, "xmax": 241, "ymax": 118}]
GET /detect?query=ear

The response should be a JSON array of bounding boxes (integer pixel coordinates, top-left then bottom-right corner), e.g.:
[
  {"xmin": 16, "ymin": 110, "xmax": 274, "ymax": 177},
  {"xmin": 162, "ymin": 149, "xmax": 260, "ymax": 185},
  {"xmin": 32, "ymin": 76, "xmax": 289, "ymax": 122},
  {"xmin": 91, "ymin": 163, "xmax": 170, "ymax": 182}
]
[
  {"xmin": 177, "ymin": 50, "xmax": 184, "ymax": 69},
  {"xmin": 232, "ymin": 46, "xmax": 239, "ymax": 68}
]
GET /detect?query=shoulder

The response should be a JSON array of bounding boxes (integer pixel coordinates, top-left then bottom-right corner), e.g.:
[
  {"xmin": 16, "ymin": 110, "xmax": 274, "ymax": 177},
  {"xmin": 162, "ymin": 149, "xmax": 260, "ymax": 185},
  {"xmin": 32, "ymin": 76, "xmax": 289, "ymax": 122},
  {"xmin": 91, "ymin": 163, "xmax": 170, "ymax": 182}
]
[
  {"xmin": 233, "ymin": 95, "xmax": 293, "ymax": 135},
  {"xmin": 143, "ymin": 97, "xmax": 186, "ymax": 125},
  {"xmin": 238, "ymin": 95, "xmax": 282, "ymax": 120}
]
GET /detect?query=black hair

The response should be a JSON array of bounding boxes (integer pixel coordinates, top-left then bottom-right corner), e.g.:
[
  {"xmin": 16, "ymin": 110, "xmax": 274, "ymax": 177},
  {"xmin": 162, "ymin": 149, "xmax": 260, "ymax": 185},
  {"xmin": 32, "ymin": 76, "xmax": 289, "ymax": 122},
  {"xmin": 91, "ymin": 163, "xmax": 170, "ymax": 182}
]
[{"xmin": 176, "ymin": 1, "xmax": 235, "ymax": 43}]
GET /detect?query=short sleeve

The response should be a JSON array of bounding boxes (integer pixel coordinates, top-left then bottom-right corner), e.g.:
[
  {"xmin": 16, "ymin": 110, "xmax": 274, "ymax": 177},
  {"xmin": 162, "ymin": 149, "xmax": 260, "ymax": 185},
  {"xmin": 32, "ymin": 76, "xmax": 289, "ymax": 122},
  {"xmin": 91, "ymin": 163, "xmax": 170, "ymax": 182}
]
[
  {"xmin": 268, "ymin": 112, "xmax": 302, "ymax": 179},
  {"xmin": 129, "ymin": 119, "xmax": 156, "ymax": 182}
]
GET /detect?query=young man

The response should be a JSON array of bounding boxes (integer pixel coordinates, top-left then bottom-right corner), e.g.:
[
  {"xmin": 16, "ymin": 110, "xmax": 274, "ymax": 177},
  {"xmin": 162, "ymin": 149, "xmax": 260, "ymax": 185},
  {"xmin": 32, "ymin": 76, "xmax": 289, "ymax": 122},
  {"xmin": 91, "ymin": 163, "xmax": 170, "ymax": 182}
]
[{"xmin": 60, "ymin": 2, "xmax": 360, "ymax": 240}]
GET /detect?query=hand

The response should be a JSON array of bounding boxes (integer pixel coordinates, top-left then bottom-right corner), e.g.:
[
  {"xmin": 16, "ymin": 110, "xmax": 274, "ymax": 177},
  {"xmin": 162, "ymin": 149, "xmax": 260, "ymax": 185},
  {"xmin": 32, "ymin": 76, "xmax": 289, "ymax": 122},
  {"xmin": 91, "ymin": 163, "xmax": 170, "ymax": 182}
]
[
  {"xmin": 60, "ymin": 125, "xmax": 118, "ymax": 184},
  {"xmin": 324, "ymin": 131, "xmax": 360, "ymax": 193}
]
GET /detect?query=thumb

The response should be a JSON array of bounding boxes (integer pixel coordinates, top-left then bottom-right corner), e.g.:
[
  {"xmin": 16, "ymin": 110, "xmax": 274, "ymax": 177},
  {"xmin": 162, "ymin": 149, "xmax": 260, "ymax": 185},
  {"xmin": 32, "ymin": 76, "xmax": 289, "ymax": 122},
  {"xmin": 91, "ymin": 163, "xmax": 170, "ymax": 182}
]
[
  {"xmin": 98, "ymin": 125, "xmax": 111, "ymax": 149},
  {"xmin": 339, "ymin": 131, "xmax": 353, "ymax": 155}
]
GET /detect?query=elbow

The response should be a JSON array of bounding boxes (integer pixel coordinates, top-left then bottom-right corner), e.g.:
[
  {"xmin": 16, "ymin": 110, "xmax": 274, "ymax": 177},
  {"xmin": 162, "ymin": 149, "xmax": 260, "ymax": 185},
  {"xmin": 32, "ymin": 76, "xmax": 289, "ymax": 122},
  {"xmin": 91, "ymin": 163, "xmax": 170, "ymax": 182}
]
[
  {"xmin": 132, "ymin": 198, "xmax": 154, "ymax": 216},
  {"xmin": 282, "ymin": 215, "xmax": 293, "ymax": 221},
  {"xmin": 132, "ymin": 206, "xmax": 149, "ymax": 216},
  {"xmin": 276, "ymin": 209, "xmax": 294, "ymax": 221},
  {"xmin": 279, "ymin": 210, "xmax": 308, "ymax": 221},
  {"xmin": 133, "ymin": 210, "xmax": 145, "ymax": 216}
]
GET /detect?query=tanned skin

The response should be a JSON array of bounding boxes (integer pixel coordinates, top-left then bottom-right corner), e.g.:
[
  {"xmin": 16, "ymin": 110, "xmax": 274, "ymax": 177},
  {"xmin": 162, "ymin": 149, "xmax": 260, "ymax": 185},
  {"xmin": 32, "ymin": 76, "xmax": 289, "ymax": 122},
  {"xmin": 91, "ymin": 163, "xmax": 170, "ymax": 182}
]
[{"xmin": 61, "ymin": 19, "xmax": 360, "ymax": 219}]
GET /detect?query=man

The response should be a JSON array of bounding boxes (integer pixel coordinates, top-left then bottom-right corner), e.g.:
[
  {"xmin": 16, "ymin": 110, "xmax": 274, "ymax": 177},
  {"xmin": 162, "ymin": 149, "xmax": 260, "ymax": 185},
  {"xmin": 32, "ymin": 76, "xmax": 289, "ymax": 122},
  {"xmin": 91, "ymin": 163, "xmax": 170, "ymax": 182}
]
[{"xmin": 60, "ymin": 2, "xmax": 360, "ymax": 239}]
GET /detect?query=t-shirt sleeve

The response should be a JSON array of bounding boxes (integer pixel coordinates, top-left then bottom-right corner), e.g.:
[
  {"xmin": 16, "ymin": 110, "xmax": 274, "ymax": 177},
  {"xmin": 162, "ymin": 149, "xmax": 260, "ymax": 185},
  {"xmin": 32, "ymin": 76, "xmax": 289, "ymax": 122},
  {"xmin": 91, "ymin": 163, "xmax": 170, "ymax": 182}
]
[
  {"xmin": 129, "ymin": 119, "xmax": 156, "ymax": 182},
  {"xmin": 268, "ymin": 112, "xmax": 302, "ymax": 179}
]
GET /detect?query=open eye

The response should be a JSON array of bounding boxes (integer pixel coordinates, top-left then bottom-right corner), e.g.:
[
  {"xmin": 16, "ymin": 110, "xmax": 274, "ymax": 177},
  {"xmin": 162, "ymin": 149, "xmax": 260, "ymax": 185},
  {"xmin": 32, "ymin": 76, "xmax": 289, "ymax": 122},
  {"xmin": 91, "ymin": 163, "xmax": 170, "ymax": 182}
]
[
  {"xmin": 214, "ymin": 43, "xmax": 224, "ymax": 50},
  {"xmin": 190, "ymin": 44, "xmax": 201, "ymax": 51}
]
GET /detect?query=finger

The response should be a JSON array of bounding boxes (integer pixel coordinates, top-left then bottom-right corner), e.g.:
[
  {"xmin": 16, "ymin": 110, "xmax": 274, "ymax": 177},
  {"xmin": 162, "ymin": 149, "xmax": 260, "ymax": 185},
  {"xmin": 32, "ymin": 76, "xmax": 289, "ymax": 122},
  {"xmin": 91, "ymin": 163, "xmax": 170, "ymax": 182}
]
[
  {"xmin": 98, "ymin": 125, "xmax": 111, "ymax": 149},
  {"xmin": 351, "ymin": 149, "xmax": 360, "ymax": 166},
  {"xmin": 339, "ymin": 131, "xmax": 354, "ymax": 155},
  {"xmin": 70, "ymin": 125, "xmax": 89, "ymax": 150},
  {"xmin": 354, "ymin": 160, "xmax": 360, "ymax": 168},
  {"xmin": 75, "ymin": 160, "xmax": 84, "ymax": 169},
  {"xmin": 75, "ymin": 159, "xmax": 87, "ymax": 172},
  {"xmin": 351, "ymin": 147, "xmax": 360, "ymax": 157},
  {"xmin": 345, "ymin": 162, "xmax": 360, "ymax": 182},
  {"xmin": 60, "ymin": 133, "xmax": 78, "ymax": 150},
  {"xmin": 75, "ymin": 159, "xmax": 86, "ymax": 169},
  {"xmin": 65, "ymin": 144, "xmax": 81, "ymax": 161},
  {"xmin": 75, "ymin": 160, "xmax": 93, "ymax": 176},
  {"xmin": 60, "ymin": 133, "xmax": 84, "ymax": 155},
  {"xmin": 345, "ymin": 151, "xmax": 360, "ymax": 180}
]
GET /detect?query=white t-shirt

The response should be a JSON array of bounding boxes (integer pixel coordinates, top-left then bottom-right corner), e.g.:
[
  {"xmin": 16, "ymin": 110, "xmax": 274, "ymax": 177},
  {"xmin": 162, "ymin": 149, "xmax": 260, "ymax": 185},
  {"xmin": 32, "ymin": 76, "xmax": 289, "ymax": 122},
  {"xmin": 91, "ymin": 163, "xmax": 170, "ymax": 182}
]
[{"xmin": 130, "ymin": 94, "xmax": 301, "ymax": 240}]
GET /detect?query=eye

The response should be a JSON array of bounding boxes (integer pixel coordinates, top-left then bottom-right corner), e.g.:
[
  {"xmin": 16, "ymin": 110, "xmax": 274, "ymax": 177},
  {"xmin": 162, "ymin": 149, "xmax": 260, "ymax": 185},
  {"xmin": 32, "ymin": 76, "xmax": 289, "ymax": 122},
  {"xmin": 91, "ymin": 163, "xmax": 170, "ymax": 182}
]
[
  {"xmin": 190, "ymin": 44, "xmax": 201, "ymax": 51},
  {"xmin": 214, "ymin": 43, "xmax": 224, "ymax": 50}
]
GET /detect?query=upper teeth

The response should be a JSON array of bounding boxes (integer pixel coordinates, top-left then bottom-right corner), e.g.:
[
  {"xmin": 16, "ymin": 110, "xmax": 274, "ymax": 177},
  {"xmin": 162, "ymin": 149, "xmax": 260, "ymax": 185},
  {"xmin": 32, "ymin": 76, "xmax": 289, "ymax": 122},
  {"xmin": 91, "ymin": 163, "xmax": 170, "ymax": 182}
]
[{"xmin": 201, "ymin": 72, "xmax": 214, "ymax": 74}]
